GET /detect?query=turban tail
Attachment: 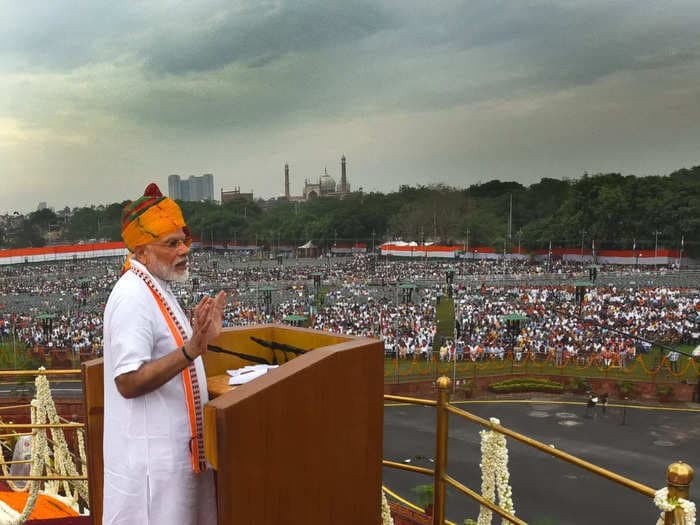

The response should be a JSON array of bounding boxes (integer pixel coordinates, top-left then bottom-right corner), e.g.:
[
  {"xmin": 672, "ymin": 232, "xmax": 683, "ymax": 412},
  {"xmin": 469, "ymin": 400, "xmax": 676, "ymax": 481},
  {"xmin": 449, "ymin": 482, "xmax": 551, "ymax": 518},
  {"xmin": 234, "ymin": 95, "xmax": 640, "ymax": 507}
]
[{"xmin": 121, "ymin": 183, "xmax": 189, "ymax": 251}]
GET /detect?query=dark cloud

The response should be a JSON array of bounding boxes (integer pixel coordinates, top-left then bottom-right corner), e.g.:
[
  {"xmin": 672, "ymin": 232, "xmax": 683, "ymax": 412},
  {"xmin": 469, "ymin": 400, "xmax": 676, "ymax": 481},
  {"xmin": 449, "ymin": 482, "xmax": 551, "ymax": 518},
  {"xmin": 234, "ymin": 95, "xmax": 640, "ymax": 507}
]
[
  {"xmin": 4, "ymin": 0, "xmax": 700, "ymax": 213},
  {"xmin": 0, "ymin": 1, "xmax": 140, "ymax": 70},
  {"xmin": 394, "ymin": 1, "xmax": 700, "ymax": 99},
  {"xmin": 145, "ymin": 1, "xmax": 395, "ymax": 74}
]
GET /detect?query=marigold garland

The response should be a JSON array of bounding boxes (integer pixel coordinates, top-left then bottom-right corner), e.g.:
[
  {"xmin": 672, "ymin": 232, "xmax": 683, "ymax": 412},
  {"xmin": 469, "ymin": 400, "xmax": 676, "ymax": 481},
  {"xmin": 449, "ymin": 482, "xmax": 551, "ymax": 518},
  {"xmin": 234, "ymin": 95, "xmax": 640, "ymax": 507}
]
[{"xmin": 0, "ymin": 492, "xmax": 77, "ymax": 520}]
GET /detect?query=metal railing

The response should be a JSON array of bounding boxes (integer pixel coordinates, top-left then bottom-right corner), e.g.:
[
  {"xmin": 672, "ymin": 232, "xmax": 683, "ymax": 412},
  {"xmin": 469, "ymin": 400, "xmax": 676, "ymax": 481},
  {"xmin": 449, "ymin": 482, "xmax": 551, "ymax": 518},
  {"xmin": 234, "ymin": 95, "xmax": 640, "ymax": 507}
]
[
  {"xmin": 0, "ymin": 369, "xmax": 87, "ymax": 486},
  {"xmin": 383, "ymin": 376, "xmax": 695, "ymax": 525},
  {"xmin": 2, "ymin": 369, "xmax": 694, "ymax": 523}
]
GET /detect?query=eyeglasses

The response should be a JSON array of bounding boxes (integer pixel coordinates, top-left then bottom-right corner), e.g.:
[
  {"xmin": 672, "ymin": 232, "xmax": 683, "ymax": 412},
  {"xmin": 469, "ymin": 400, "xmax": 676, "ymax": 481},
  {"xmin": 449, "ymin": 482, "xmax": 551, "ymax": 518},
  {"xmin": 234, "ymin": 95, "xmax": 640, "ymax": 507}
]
[{"xmin": 151, "ymin": 238, "xmax": 192, "ymax": 250}]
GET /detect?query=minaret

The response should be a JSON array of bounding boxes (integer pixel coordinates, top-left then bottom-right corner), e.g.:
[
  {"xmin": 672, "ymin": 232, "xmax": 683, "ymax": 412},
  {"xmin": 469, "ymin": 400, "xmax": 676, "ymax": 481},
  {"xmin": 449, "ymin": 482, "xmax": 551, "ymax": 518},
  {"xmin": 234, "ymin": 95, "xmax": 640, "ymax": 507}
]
[
  {"xmin": 284, "ymin": 163, "xmax": 290, "ymax": 200},
  {"xmin": 340, "ymin": 155, "xmax": 347, "ymax": 195}
]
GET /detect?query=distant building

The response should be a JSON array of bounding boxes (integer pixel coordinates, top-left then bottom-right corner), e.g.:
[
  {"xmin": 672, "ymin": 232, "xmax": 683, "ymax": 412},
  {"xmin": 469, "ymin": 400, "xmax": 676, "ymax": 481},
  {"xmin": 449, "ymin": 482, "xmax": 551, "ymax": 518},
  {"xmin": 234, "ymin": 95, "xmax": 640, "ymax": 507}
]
[
  {"xmin": 168, "ymin": 174, "xmax": 214, "ymax": 202},
  {"xmin": 339, "ymin": 155, "xmax": 349, "ymax": 194},
  {"xmin": 221, "ymin": 187, "xmax": 254, "ymax": 204},
  {"xmin": 284, "ymin": 163, "xmax": 291, "ymax": 200},
  {"xmin": 37, "ymin": 202, "xmax": 48, "ymax": 211},
  {"xmin": 285, "ymin": 155, "xmax": 352, "ymax": 201}
]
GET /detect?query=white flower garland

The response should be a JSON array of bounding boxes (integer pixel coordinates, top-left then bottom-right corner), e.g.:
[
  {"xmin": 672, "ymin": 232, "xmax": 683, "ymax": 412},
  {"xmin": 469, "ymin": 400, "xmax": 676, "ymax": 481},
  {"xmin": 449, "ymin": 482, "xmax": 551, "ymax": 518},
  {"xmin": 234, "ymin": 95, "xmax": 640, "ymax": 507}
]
[
  {"xmin": 654, "ymin": 487, "xmax": 696, "ymax": 525},
  {"xmin": 76, "ymin": 428, "xmax": 88, "ymax": 482},
  {"xmin": 0, "ymin": 369, "xmax": 88, "ymax": 525},
  {"xmin": 33, "ymin": 372, "xmax": 87, "ymax": 506},
  {"xmin": 10, "ymin": 399, "xmax": 46, "ymax": 525},
  {"xmin": 477, "ymin": 418, "xmax": 516, "ymax": 525},
  {"xmin": 381, "ymin": 490, "xmax": 394, "ymax": 525}
]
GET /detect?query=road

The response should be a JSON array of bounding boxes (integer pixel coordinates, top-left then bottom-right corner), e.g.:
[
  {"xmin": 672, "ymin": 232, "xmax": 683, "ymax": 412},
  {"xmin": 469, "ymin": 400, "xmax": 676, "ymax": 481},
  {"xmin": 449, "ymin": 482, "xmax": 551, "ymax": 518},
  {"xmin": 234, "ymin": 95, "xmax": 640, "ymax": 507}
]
[
  {"xmin": 0, "ymin": 380, "xmax": 83, "ymax": 399},
  {"xmin": 2, "ymin": 381, "xmax": 697, "ymax": 523},
  {"xmin": 383, "ymin": 398, "xmax": 700, "ymax": 525}
]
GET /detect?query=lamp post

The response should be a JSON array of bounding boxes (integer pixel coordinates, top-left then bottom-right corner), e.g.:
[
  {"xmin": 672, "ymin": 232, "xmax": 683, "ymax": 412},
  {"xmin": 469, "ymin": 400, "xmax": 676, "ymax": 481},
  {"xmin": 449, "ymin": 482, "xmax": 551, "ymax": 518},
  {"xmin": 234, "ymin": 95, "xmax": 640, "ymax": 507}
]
[{"xmin": 653, "ymin": 230, "xmax": 661, "ymax": 270}]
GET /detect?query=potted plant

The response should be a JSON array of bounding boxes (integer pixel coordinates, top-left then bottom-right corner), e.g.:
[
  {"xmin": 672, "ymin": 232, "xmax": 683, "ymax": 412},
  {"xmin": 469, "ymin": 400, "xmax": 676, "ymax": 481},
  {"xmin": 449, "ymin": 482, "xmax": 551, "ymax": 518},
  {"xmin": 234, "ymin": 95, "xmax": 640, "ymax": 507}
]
[
  {"xmin": 617, "ymin": 380, "xmax": 634, "ymax": 398},
  {"xmin": 568, "ymin": 377, "xmax": 589, "ymax": 394},
  {"xmin": 411, "ymin": 483, "xmax": 434, "ymax": 516}
]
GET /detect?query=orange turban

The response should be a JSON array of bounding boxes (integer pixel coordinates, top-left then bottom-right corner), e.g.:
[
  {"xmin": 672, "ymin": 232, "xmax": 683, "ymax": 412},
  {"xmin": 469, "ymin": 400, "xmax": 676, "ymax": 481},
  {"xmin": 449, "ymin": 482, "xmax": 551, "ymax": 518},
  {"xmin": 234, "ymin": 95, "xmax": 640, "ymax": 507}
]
[{"xmin": 121, "ymin": 183, "xmax": 189, "ymax": 251}]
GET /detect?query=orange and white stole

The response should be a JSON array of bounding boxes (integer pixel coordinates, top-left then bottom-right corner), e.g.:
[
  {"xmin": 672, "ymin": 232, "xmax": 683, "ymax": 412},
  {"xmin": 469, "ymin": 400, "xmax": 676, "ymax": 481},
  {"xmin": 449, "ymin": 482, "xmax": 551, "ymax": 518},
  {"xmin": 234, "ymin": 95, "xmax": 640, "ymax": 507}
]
[{"xmin": 130, "ymin": 265, "xmax": 207, "ymax": 473}]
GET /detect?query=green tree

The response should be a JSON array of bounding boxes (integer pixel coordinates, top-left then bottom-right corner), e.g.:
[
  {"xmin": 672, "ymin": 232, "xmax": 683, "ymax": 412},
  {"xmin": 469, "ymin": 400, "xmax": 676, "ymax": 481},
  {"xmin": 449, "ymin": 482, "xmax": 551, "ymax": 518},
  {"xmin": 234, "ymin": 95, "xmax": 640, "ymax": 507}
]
[{"xmin": 65, "ymin": 207, "xmax": 100, "ymax": 241}]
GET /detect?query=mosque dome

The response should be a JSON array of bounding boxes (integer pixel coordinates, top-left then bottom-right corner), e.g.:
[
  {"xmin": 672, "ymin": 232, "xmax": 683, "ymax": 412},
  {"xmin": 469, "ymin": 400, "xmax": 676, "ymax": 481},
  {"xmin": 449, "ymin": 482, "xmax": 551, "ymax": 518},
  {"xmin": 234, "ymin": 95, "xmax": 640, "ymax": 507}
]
[{"xmin": 320, "ymin": 168, "xmax": 336, "ymax": 193}]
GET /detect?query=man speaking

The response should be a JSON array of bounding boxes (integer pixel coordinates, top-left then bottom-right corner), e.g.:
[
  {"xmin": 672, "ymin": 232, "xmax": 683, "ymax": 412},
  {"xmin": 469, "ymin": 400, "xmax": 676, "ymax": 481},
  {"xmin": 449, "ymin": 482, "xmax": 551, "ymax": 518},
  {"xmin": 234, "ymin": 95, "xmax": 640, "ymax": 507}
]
[{"xmin": 103, "ymin": 183, "xmax": 225, "ymax": 525}]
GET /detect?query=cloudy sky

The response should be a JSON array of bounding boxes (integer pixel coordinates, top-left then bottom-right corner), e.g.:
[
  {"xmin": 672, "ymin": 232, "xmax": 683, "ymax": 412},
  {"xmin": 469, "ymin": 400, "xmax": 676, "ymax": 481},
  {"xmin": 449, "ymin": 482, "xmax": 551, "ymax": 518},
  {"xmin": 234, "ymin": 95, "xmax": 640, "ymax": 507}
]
[{"xmin": 2, "ymin": 0, "xmax": 700, "ymax": 213}]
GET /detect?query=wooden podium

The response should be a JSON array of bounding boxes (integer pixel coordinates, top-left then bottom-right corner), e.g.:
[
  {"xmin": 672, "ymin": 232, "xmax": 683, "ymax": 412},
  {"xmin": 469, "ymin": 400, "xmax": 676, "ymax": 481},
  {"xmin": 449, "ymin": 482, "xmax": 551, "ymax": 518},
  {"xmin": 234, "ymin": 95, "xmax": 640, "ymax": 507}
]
[{"xmin": 82, "ymin": 324, "xmax": 384, "ymax": 525}]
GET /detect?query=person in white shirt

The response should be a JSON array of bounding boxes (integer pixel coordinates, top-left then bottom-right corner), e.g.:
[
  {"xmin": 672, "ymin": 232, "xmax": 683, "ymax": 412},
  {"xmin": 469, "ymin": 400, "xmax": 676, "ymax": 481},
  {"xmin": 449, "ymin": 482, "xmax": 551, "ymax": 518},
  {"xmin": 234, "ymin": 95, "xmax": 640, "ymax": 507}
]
[{"xmin": 103, "ymin": 183, "xmax": 226, "ymax": 525}]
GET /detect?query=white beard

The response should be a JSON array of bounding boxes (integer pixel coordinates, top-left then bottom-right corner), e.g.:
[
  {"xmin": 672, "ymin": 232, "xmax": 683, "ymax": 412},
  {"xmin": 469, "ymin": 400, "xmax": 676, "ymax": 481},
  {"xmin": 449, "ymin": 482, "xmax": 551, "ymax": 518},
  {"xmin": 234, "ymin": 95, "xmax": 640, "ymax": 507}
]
[
  {"xmin": 171, "ymin": 267, "xmax": 190, "ymax": 283},
  {"xmin": 150, "ymin": 258, "xmax": 189, "ymax": 283}
]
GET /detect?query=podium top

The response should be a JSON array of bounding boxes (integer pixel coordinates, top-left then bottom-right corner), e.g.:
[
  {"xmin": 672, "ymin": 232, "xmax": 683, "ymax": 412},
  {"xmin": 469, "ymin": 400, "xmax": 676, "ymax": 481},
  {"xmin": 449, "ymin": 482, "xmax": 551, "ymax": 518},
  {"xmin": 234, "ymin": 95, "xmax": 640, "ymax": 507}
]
[{"xmin": 206, "ymin": 374, "xmax": 237, "ymax": 398}]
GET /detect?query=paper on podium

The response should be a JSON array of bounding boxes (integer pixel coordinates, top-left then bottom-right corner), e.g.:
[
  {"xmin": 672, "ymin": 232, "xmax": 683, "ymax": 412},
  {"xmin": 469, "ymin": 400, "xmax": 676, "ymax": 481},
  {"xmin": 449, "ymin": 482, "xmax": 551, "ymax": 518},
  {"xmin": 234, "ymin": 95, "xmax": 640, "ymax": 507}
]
[{"xmin": 227, "ymin": 364, "xmax": 279, "ymax": 385}]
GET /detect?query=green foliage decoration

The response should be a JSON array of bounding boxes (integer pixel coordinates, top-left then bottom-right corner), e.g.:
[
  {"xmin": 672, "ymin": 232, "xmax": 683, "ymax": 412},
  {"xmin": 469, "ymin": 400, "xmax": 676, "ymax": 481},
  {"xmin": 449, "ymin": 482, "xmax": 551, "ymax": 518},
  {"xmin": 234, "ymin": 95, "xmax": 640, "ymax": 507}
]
[
  {"xmin": 657, "ymin": 384, "xmax": 674, "ymax": 397},
  {"xmin": 411, "ymin": 483, "xmax": 434, "ymax": 510},
  {"xmin": 617, "ymin": 381, "xmax": 635, "ymax": 395},
  {"xmin": 567, "ymin": 377, "xmax": 590, "ymax": 392},
  {"xmin": 488, "ymin": 378, "xmax": 564, "ymax": 394}
]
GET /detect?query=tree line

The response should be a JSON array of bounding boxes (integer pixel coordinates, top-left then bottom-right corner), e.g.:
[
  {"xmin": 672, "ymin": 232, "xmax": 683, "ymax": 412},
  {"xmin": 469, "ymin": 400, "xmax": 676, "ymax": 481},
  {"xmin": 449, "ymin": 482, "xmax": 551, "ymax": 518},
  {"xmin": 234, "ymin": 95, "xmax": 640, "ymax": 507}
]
[{"xmin": 2, "ymin": 165, "xmax": 698, "ymax": 256}]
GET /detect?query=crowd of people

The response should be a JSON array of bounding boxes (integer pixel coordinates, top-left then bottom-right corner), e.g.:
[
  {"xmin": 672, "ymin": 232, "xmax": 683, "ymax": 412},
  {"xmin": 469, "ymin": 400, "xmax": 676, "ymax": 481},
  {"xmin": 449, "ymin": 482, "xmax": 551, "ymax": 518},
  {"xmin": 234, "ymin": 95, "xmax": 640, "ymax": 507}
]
[
  {"xmin": 451, "ymin": 284, "xmax": 698, "ymax": 366},
  {"xmin": 0, "ymin": 253, "xmax": 698, "ymax": 367}
]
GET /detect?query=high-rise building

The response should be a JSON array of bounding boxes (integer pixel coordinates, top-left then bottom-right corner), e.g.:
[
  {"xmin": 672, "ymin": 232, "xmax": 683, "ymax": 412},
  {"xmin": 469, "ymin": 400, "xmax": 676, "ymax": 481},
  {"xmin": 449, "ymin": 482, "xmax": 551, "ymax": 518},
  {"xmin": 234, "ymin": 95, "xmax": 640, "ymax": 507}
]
[
  {"xmin": 168, "ymin": 175, "xmax": 181, "ymax": 200},
  {"xmin": 167, "ymin": 174, "xmax": 214, "ymax": 202}
]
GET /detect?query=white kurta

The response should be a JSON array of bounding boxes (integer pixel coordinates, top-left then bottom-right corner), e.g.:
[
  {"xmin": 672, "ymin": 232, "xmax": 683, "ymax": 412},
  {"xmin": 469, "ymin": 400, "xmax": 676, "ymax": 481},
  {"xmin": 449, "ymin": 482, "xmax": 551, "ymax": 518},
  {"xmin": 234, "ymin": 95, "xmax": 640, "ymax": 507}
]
[{"xmin": 102, "ymin": 259, "xmax": 216, "ymax": 525}]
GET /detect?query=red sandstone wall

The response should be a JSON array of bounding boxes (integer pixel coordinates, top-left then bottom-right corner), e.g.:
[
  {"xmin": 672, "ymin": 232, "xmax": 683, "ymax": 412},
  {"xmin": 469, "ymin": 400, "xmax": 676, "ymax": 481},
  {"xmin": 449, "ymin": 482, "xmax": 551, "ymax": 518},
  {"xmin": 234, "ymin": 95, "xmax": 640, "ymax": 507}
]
[
  {"xmin": 389, "ymin": 503, "xmax": 431, "ymax": 525},
  {"xmin": 384, "ymin": 376, "xmax": 697, "ymax": 402}
]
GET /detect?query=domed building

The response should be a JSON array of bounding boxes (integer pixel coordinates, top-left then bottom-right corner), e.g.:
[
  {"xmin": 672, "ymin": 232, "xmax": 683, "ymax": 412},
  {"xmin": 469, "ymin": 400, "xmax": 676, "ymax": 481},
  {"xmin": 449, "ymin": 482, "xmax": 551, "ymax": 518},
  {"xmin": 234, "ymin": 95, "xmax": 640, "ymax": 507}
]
[
  {"xmin": 320, "ymin": 169, "xmax": 336, "ymax": 194},
  {"xmin": 303, "ymin": 167, "xmax": 336, "ymax": 200},
  {"xmin": 293, "ymin": 156, "xmax": 350, "ymax": 201}
]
